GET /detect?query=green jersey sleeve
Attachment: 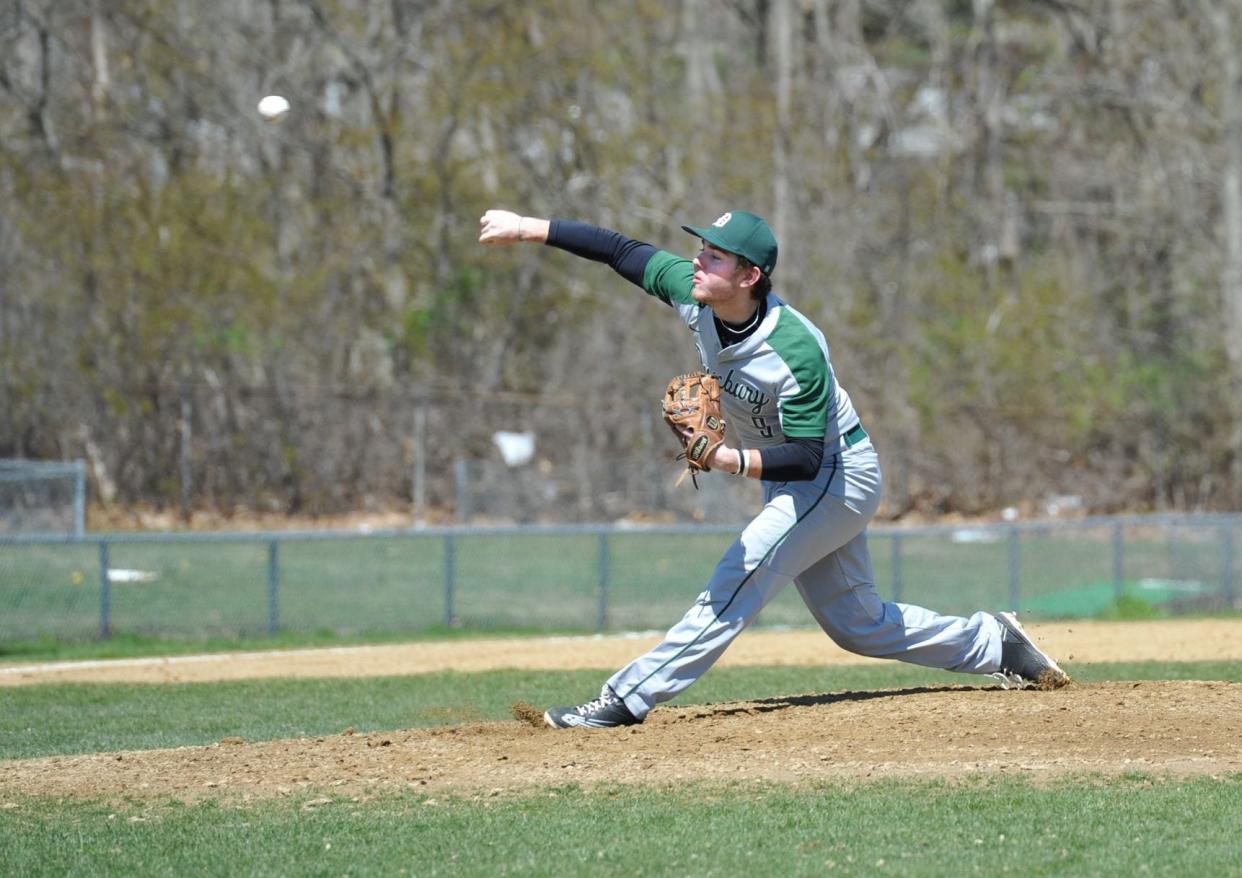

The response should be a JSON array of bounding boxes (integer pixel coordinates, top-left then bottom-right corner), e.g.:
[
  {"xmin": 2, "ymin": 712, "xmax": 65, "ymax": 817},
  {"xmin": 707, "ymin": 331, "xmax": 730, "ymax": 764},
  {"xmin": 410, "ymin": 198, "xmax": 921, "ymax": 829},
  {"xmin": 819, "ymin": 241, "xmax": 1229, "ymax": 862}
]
[
  {"xmin": 641, "ymin": 250, "xmax": 697, "ymax": 306},
  {"xmin": 767, "ymin": 310, "xmax": 832, "ymax": 438}
]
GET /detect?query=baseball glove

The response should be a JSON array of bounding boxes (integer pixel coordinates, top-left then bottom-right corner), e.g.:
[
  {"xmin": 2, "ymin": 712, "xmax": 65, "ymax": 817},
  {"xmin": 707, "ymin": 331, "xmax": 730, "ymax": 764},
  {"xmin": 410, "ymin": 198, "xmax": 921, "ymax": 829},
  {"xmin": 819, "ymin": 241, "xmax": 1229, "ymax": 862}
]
[{"xmin": 662, "ymin": 372, "xmax": 726, "ymax": 486}]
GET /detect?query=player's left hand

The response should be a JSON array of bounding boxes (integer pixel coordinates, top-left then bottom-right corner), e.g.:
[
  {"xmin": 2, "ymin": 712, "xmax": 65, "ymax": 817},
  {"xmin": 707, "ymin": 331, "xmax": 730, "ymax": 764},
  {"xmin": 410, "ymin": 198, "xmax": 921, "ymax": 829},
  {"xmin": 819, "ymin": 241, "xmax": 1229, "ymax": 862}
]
[
  {"xmin": 478, "ymin": 209, "xmax": 522, "ymax": 244},
  {"xmin": 662, "ymin": 372, "xmax": 727, "ymax": 482}
]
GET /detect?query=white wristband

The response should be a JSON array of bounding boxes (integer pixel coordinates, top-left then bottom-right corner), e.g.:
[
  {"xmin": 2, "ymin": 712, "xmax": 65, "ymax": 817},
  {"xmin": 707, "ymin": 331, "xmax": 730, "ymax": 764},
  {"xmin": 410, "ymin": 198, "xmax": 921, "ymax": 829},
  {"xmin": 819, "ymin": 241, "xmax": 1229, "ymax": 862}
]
[
  {"xmin": 517, "ymin": 217, "xmax": 525, "ymax": 241},
  {"xmin": 736, "ymin": 449, "xmax": 749, "ymax": 478}
]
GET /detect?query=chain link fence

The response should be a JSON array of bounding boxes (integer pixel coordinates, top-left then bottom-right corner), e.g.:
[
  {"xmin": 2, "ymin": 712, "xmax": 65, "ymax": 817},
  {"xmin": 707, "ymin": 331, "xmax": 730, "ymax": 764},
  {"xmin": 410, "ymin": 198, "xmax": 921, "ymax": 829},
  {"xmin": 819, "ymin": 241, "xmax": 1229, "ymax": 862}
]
[{"xmin": 1, "ymin": 513, "xmax": 1237, "ymax": 645}]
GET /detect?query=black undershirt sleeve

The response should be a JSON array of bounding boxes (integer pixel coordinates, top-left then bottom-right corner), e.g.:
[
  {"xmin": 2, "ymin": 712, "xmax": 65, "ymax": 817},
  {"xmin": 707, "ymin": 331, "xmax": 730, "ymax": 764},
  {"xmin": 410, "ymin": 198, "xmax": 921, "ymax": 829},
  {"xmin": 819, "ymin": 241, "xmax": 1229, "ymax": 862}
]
[
  {"xmin": 546, "ymin": 219, "xmax": 655, "ymax": 287},
  {"xmin": 757, "ymin": 435, "xmax": 824, "ymax": 481}
]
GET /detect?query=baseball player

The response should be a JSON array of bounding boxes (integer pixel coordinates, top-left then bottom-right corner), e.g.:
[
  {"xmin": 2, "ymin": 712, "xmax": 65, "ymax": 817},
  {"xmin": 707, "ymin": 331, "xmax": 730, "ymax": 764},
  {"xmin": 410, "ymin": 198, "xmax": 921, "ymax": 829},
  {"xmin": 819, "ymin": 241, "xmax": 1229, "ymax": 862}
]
[{"xmin": 478, "ymin": 208, "xmax": 1069, "ymax": 728}]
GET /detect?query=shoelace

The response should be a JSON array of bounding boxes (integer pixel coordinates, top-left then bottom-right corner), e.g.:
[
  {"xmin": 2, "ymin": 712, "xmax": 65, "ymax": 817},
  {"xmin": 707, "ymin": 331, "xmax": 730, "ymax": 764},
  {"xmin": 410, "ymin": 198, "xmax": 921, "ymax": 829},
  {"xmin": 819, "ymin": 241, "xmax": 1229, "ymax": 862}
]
[{"xmin": 575, "ymin": 691, "xmax": 618, "ymax": 715}]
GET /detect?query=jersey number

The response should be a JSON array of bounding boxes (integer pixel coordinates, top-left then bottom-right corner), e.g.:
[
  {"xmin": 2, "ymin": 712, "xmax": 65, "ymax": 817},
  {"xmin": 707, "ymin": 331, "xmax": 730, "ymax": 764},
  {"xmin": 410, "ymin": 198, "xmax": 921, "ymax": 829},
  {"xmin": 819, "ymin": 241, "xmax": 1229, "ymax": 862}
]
[{"xmin": 751, "ymin": 416, "xmax": 774, "ymax": 438}]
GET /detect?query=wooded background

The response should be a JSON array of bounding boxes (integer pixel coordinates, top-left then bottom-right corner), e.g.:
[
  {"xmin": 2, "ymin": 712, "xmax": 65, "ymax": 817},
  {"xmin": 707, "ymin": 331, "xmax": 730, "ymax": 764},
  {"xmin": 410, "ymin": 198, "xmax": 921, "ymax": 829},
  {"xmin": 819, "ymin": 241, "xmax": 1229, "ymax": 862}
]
[{"xmin": 4, "ymin": 0, "xmax": 1242, "ymax": 523}]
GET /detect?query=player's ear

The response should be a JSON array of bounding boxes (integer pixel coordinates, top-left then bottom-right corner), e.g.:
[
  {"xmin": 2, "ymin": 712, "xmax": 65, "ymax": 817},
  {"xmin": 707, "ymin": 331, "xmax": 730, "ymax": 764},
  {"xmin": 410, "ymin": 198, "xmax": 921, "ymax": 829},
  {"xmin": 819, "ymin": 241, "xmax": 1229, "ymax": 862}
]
[{"xmin": 737, "ymin": 263, "xmax": 761, "ymax": 289}]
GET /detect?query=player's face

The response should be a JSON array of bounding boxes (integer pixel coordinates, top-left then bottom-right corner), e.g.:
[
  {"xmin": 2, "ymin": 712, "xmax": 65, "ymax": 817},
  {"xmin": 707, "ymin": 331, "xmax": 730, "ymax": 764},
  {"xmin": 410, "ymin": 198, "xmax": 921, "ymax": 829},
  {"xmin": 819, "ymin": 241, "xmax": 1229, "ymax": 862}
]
[{"xmin": 691, "ymin": 243, "xmax": 751, "ymax": 309}]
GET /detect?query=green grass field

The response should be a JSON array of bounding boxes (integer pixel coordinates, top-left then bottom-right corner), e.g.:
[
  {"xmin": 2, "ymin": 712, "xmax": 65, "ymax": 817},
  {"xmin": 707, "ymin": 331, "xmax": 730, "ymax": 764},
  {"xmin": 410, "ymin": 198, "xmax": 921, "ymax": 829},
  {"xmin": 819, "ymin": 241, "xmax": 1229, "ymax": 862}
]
[
  {"xmin": 4, "ymin": 776, "xmax": 1238, "ymax": 878},
  {"xmin": 2, "ymin": 657, "xmax": 1241, "ymax": 877}
]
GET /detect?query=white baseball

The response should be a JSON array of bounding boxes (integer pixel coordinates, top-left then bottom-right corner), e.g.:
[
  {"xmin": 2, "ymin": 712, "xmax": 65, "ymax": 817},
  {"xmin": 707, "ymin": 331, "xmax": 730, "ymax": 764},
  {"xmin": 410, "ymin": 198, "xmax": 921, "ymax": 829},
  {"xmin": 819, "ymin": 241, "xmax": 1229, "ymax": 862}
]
[{"xmin": 257, "ymin": 95, "xmax": 290, "ymax": 121}]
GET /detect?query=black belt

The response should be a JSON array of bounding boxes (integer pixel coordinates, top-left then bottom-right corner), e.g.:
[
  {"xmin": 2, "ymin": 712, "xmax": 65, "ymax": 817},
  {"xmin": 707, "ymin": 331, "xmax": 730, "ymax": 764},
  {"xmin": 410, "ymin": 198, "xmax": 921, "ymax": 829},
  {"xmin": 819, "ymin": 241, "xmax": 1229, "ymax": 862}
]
[{"xmin": 842, "ymin": 423, "xmax": 868, "ymax": 448}]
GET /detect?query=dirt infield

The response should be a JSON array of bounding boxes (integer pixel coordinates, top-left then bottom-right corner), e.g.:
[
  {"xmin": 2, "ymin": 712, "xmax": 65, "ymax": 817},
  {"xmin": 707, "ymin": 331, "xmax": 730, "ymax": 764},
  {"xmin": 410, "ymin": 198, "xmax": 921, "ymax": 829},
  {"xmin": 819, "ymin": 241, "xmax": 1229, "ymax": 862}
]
[{"xmin": 1, "ymin": 620, "xmax": 1239, "ymax": 802}]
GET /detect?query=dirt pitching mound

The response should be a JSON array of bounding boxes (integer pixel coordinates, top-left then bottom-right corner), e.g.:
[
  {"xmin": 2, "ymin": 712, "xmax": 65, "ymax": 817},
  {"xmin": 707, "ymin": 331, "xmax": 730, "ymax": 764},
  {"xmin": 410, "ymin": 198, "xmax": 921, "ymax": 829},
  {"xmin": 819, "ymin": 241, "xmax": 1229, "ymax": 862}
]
[
  {"xmin": 3, "ymin": 680, "xmax": 1237, "ymax": 803},
  {"xmin": 510, "ymin": 701, "xmax": 546, "ymax": 728}
]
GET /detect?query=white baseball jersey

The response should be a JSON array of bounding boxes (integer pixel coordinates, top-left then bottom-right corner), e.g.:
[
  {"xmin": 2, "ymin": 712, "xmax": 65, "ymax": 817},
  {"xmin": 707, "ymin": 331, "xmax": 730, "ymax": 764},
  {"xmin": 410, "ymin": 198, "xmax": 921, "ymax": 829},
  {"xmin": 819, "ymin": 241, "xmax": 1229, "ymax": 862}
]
[{"xmin": 642, "ymin": 250, "xmax": 860, "ymax": 456}]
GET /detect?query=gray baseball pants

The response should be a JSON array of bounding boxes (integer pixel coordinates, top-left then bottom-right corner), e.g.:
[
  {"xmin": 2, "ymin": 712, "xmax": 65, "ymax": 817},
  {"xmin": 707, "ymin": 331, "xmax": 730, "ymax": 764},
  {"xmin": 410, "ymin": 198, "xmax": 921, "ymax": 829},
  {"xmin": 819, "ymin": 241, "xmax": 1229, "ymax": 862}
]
[{"xmin": 607, "ymin": 438, "xmax": 1005, "ymax": 720}]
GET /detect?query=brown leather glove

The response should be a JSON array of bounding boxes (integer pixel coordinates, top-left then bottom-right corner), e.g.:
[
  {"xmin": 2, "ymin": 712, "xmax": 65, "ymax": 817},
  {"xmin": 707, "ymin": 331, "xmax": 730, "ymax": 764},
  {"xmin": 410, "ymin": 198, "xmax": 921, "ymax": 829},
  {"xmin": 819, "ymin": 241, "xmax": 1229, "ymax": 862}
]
[{"xmin": 661, "ymin": 372, "xmax": 727, "ymax": 485}]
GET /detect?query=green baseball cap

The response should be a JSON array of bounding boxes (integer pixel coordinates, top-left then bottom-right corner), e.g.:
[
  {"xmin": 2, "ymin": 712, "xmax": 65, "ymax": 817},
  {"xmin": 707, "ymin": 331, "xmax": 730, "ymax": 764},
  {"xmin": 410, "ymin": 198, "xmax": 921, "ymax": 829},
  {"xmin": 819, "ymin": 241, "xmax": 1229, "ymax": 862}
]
[{"xmin": 682, "ymin": 210, "xmax": 778, "ymax": 276}]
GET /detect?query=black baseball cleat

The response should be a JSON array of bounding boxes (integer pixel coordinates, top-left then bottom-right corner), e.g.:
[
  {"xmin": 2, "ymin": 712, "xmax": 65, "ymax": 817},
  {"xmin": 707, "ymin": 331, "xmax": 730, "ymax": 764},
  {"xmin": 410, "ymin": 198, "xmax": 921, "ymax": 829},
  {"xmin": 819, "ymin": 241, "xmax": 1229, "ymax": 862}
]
[
  {"xmin": 544, "ymin": 687, "xmax": 642, "ymax": 729},
  {"xmin": 992, "ymin": 611, "xmax": 1071, "ymax": 690}
]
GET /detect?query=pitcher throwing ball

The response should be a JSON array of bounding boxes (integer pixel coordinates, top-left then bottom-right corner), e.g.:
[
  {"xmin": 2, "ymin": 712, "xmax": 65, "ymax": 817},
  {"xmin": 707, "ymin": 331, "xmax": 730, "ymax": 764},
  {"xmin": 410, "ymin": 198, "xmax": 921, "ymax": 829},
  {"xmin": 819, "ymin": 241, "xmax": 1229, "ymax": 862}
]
[{"xmin": 478, "ymin": 208, "xmax": 1069, "ymax": 729}]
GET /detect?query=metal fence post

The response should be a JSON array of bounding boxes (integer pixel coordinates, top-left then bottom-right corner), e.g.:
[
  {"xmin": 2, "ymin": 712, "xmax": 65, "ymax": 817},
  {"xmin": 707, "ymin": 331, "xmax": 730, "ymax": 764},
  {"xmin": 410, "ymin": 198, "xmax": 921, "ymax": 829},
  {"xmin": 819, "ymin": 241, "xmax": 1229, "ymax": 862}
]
[
  {"xmin": 98, "ymin": 540, "xmax": 111, "ymax": 639},
  {"xmin": 597, "ymin": 530, "xmax": 610, "ymax": 631},
  {"xmin": 413, "ymin": 406, "xmax": 427, "ymax": 523},
  {"xmin": 454, "ymin": 459, "xmax": 471, "ymax": 522},
  {"xmin": 890, "ymin": 532, "xmax": 903, "ymax": 603},
  {"xmin": 1007, "ymin": 527, "xmax": 1020, "ymax": 611},
  {"xmin": 73, "ymin": 460, "xmax": 86, "ymax": 538},
  {"xmin": 444, "ymin": 534, "xmax": 456, "ymax": 627},
  {"xmin": 267, "ymin": 540, "xmax": 279, "ymax": 635},
  {"xmin": 1112, "ymin": 520, "xmax": 1125, "ymax": 601},
  {"xmin": 1222, "ymin": 525, "xmax": 1236, "ymax": 609}
]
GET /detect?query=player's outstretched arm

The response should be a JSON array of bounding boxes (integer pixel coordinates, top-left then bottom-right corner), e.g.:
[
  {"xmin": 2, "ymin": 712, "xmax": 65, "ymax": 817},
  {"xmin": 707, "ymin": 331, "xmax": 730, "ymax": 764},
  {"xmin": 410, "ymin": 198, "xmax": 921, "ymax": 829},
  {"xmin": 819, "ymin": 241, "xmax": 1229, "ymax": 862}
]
[
  {"xmin": 479, "ymin": 209, "xmax": 549, "ymax": 245},
  {"xmin": 481, "ymin": 212, "xmax": 659, "ymax": 296}
]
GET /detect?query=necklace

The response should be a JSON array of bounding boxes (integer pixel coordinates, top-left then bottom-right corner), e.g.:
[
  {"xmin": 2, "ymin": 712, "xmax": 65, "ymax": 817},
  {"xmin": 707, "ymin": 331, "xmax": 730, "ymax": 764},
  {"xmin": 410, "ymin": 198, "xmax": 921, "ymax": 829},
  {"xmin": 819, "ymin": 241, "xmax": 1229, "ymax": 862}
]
[{"xmin": 720, "ymin": 303, "xmax": 764, "ymax": 336}]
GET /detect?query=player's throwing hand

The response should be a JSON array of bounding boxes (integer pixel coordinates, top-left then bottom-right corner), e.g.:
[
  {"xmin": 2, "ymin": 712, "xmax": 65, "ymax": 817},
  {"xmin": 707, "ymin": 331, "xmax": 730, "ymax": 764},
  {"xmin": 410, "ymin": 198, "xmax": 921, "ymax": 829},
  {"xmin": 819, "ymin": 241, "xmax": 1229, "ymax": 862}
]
[
  {"xmin": 479, "ymin": 210, "xmax": 549, "ymax": 245},
  {"xmin": 478, "ymin": 209, "xmax": 520, "ymax": 244}
]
